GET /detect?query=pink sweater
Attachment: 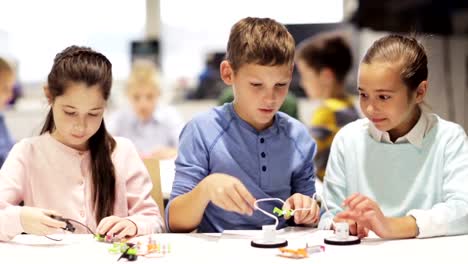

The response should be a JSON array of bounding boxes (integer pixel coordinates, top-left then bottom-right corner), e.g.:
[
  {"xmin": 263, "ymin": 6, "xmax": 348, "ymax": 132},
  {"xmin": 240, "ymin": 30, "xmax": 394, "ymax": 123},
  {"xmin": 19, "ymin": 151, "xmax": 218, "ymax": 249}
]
[{"xmin": 0, "ymin": 133, "xmax": 164, "ymax": 241}]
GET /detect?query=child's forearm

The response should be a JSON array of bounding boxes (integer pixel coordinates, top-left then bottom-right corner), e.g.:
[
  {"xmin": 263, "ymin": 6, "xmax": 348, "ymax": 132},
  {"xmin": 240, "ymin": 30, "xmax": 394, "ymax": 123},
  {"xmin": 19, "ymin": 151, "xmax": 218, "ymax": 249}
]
[
  {"xmin": 167, "ymin": 181, "xmax": 210, "ymax": 233},
  {"xmin": 386, "ymin": 216, "xmax": 418, "ymax": 239}
]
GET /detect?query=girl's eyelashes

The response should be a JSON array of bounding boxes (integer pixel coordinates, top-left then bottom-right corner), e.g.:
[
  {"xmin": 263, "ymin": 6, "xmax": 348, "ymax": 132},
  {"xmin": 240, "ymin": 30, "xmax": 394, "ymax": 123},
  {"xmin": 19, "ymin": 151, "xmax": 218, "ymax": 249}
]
[
  {"xmin": 63, "ymin": 110, "xmax": 101, "ymax": 117},
  {"xmin": 358, "ymin": 93, "xmax": 391, "ymax": 101}
]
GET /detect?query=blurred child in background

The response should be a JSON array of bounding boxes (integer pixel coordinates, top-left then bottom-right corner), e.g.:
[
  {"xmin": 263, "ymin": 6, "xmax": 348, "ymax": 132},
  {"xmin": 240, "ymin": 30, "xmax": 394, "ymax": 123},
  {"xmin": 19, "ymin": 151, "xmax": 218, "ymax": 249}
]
[
  {"xmin": 0, "ymin": 57, "xmax": 15, "ymax": 167},
  {"xmin": 108, "ymin": 60, "xmax": 183, "ymax": 160},
  {"xmin": 296, "ymin": 32, "xmax": 360, "ymax": 181}
]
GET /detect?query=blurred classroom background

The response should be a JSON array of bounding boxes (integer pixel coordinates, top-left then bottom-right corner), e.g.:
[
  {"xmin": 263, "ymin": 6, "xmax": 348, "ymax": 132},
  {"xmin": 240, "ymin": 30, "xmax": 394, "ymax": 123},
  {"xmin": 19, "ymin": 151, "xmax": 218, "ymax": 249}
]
[{"xmin": 0, "ymin": 0, "xmax": 467, "ymax": 141}]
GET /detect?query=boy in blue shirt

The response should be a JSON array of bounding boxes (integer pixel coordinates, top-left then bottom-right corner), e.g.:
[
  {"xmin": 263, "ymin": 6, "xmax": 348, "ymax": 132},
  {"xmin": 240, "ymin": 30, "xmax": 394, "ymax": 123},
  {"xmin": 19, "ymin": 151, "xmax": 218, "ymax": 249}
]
[
  {"xmin": 0, "ymin": 57, "xmax": 15, "ymax": 167},
  {"xmin": 166, "ymin": 17, "xmax": 319, "ymax": 233}
]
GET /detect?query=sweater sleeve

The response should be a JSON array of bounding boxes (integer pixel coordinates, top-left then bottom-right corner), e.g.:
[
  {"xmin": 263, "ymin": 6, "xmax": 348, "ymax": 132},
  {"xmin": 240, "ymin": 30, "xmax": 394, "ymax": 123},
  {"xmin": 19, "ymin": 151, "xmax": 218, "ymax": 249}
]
[
  {"xmin": 165, "ymin": 121, "xmax": 210, "ymax": 232},
  {"xmin": 318, "ymin": 129, "xmax": 348, "ymax": 230},
  {"xmin": 408, "ymin": 125, "xmax": 468, "ymax": 238},
  {"xmin": 0, "ymin": 141, "xmax": 28, "ymax": 241},
  {"xmin": 119, "ymin": 139, "xmax": 165, "ymax": 234}
]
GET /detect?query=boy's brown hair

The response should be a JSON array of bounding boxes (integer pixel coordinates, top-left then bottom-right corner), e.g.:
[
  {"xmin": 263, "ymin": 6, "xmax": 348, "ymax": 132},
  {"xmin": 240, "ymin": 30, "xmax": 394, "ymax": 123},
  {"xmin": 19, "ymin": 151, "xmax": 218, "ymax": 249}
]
[
  {"xmin": 225, "ymin": 17, "xmax": 295, "ymax": 72},
  {"xmin": 296, "ymin": 32, "xmax": 353, "ymax": 83}
]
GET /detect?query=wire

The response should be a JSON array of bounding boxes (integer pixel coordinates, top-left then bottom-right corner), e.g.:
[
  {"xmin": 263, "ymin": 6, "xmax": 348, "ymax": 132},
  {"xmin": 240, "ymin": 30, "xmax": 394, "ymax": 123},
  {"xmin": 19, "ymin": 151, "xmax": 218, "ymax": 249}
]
[
  {"xmin": 254, "ymin": 198, "xmax": 285, "ymax": 229},
  {"xmin": 312, "ymin": 193, "xmax": 336, "ymax": 228},
  {"xmin": 254, "ymin": 193, "xmax": 337, "ymax": 229},
  {"xmin": 43, "ymin": 218, "xmax": 95, "ymax": 242},
  {"xmin": 66, "ymin": 219, "xmax": 95, "ymax": 235},
  {"xmin": 45, "ymin": 234, "xmax": 64, "ymax": 241}
]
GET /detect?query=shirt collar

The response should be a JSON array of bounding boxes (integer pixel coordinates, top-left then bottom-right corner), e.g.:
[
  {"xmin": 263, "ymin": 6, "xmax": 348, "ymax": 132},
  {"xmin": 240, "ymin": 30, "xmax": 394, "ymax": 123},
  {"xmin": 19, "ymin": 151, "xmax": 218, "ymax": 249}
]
[{"xmin": 368, "ymin": 109, "xmax": 434, "ymax": 148}]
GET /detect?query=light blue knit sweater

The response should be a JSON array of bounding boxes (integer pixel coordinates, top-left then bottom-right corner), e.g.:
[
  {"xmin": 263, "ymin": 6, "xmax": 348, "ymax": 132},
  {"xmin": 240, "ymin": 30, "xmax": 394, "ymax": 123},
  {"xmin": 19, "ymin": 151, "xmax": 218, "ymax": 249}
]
[{"xmin": 319, "ymin": 115, "xmax": 468, "ymax": 238}]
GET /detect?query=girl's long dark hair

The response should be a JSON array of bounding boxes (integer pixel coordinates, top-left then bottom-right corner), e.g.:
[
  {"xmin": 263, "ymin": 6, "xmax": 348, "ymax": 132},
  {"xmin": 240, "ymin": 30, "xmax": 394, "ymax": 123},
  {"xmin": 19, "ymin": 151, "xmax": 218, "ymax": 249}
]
[{"xmin": 40, "ymin": 46, "xmax": 116, "ymax": 223}]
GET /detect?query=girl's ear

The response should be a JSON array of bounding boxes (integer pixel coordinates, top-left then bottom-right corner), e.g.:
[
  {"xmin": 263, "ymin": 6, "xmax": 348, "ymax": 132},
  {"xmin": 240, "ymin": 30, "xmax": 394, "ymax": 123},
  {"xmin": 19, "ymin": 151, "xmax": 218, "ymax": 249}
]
[
  {"xmin": 415, "ymin": 80, "xmax": 428, "ymax": 104},
  {"xmin": 220, "ymin": 60, "xmax": 234, "ymax": 85},
  {"xmin": 43, "ymin": 85, "xmax": 53, "ymax": 104}
]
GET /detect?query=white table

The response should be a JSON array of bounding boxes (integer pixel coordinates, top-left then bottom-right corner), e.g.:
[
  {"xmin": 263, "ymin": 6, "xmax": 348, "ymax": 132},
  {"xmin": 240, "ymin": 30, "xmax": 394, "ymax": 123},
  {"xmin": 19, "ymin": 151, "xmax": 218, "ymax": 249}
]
[{"xmin": 1, "ymin": 228, "xmax": 466, "ymax": 264}]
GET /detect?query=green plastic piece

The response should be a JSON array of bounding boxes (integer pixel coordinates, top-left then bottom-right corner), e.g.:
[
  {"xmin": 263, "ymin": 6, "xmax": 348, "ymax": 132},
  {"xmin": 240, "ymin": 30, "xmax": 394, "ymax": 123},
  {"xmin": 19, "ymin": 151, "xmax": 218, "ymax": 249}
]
[
  {"xmin": 272, "ymin": 207, "xmax": 294, "ymax": 218},
  {"xmin": 273, "ymin": 207, "xmax": 284, "ymax": 216},
  {"xmin": 127, "ymin": 248, "xmax": 137, "ymax": 255}
]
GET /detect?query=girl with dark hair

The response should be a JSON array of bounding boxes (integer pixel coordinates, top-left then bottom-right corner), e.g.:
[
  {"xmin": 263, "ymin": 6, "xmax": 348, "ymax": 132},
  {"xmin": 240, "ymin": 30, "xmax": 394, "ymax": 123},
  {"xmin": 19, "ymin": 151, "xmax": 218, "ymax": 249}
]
[
  {"xmin": 319, "ymin": 35, "xmax": 468, "ymax": 239},
  {"xmin": 0, "ymin": 46, "xmax": 164, "ymax": 241}
]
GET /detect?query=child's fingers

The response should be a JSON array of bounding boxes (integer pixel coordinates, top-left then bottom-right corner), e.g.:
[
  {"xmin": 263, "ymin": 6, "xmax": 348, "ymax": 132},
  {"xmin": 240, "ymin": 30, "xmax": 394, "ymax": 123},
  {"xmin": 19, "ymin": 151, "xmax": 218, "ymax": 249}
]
[
  {"xmin": 346, "ymin": 195, "xmax": 367, "ymax": 209},
  {"xmin": 41, "ymin": 215, "xmax": 66, "ymax": 229},
  {"xmin": 311, "ymin": 201, "xmax": 320, "ymax": 223},
  {"xmin": 97, "ymin": 216, "xmax": 119, "ymax": 235},
  {"xmin": 37, "ymin": 224, "xmax": 62, "ymax": 236},
  {"xmin": 115, "ymin": 225, "xmax": 135, "ymax": 239},
  {"xmin": 353, "ymin": 199, "xmax": 376, "ymax": 213},
  {"xmin": 217, "ymin": 193, "xmax": 239, "ymax": 213},
  {"xmin": 106, "ymin": 221, "xmax": 127, "ymax": 236},
  {"xmin": 342, "ymin": 193, "xmax": 361, "ymax": 207},
  {"xmin": 96, "ymin": 217, "xmax": 109, "ymax": 232},
  {"xmin": 234, "ymin": 183, "xmax": 256, "ymax": 209},
  {"xmin": 357, "ymin": 224, "xmax": 369, "ymax": 238},
  {"xmin": 349, "ymin": 221, "xmax": 358, "ymax": 235},
  {"xmin": 297, "ymin": 196, "xmax": 314, "ymax": 223},
  {"xmin": 292, "ymin": 195, "xmax": 305, "ymax": 222},
  {"xmin": 41, "ymin": 209, "xmax": 60, "ymax": 218},
  {"xmin": 336, "ymin": 211, "xmax": 358, "ymax": 222},
  {"xmin": 227, "ymin": 187, "xmax": 252, "ymax": 215},
  {"xmin": 299, "ymin": 211, "xmax": 316, "ymax": 225},
  {"xmin": 281, "ymin": 199, "xmax": 292, "ymax": 220},
  {"xmin": 226, "ymin": 190, "xmax": 249, "ymax": 215}
]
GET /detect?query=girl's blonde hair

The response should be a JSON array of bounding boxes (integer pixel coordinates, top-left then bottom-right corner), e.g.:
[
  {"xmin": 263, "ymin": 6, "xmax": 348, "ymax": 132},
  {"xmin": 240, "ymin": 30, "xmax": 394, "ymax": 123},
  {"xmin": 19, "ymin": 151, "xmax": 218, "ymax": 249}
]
[{"xmin": 127, "ymin": 59, "xmax": 160, "ymax": 91}]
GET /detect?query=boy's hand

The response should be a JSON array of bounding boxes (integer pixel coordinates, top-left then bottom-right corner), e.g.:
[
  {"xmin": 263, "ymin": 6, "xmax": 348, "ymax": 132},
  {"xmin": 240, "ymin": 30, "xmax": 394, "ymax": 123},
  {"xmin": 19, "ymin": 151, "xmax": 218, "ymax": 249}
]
[
  {"xmin": 202, "ymin": 173, "xmax": 256, "ymax": 215},
  {"xmin": 282, "ymin": 193, "xmax": 319, "ymax": 225},
  {"xmin": 20, "ymin": 206, "xmax": 66, "ymax": 235},
  {"xmin": 96, "ymin": 216, "xmax": 137, "ymax": 239},
  {"xmin": 336, "ymin": 193, "xmax": 390, "ymax": 238}
]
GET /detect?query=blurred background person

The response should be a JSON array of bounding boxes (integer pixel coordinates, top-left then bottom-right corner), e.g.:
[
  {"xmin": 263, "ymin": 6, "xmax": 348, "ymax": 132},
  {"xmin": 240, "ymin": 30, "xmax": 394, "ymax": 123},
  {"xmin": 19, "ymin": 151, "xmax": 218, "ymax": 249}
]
[
  {"xmin": 187, "ymin": 52, "xmax": 228, "ymax": 100},
  {"xmin": 295, "ymin": 32, "xmax": 360, "ymax": 181},
  {"xmin": 0, "ymin": 57, "xmax": 15, "ymax": 167},
  {"xmin": 108, "ymin": 59, "xmax": 183, "ymax": 160}
]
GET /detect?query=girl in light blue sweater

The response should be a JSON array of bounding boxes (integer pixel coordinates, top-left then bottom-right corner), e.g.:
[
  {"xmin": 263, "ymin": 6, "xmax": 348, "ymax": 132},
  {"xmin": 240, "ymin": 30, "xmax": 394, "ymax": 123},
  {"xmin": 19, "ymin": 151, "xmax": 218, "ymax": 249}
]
[{"xmin": 319, "ymin": 35, "xmax": 468, "ymax": 239}]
